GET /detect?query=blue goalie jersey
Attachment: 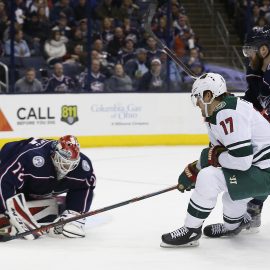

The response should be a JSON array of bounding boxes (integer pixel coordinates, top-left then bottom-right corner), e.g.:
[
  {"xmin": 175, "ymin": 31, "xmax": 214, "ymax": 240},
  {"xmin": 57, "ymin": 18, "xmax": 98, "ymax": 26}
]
[{"xmin": 0, "ymin": 138, "xmax": 96, "ymax": 214}]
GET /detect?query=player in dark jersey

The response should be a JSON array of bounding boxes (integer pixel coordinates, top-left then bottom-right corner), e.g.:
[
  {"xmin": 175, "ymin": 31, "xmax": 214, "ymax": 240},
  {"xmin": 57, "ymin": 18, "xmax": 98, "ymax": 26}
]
[
  {"xmin": 0, "ymin": 135, "xmax": 96, "ymax": 239},
  {"xmin": 242, "ymin": 25, "xmax": 270, "ymax": 229}
]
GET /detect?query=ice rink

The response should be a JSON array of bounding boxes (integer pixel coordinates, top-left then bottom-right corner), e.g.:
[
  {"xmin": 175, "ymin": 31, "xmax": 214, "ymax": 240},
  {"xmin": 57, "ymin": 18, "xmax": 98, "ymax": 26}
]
[{"xmin": 1, "ymin": 146, "xmax": 270, "ymax": 270}]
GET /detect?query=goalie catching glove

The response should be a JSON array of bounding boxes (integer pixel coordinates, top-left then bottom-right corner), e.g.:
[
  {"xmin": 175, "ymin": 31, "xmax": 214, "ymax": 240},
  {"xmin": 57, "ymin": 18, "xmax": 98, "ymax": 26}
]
[
  {"xmin": 5, "ymin": 193, "xmax": 42, "ymax": 240},
  {"xmin": 177, "ymin": 160, "xmax": 200, "ymax": 192},
  {"xmin": 48, "ymin": 210, "xmax": 86, "ymax": 238}
]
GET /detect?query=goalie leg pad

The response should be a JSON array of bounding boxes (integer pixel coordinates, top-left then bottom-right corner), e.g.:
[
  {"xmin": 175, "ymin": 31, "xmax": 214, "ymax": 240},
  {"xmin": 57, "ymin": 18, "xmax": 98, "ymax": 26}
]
[
  {"xmin": 0, "ymin": 214, "xmax": 10, "ymax": 228},
  {"xmin": 1, "ymin": 197, "xmax": 60, "ymax": 231},
  {"xmin": 6, "ymin": 194, "xmax": 41, "ymax": 240},
  {"xmin": 27, "ymin": 198, "xmax": 59, "ymax": 223}
]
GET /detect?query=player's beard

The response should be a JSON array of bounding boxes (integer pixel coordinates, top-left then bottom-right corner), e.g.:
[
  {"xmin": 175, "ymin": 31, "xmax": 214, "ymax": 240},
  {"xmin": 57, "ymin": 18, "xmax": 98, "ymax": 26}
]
[{"xmin": 250, "ymin": 53, "xmax": 264, "ymax": 71}]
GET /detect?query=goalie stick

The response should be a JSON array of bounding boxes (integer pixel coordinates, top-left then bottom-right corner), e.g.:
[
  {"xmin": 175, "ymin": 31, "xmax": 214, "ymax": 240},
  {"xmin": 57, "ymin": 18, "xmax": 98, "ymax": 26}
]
[
  {"xmin": 144, "ymin": 0, "xmax": 197, "ymax": 80},
  {"xmin": 0, "ymin": 184, "xmax": 177, "ymax": 242}
]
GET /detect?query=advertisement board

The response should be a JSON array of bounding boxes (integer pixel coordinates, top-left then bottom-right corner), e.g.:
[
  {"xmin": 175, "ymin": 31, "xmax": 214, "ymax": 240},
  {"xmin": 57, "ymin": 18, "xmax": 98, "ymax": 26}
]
[{"xmin": 0, "ymin": 93, "xmax": 208, "ymax": 147}]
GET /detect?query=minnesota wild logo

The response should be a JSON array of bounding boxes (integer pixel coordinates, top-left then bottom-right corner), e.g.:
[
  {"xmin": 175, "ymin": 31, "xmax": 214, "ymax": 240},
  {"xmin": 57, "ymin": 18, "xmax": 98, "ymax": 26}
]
[
  {"xmin": 214, "ymin": 101, "xmax": 226, "ymax": 112},
  {"xmin": 61, "ymin": 105, "xmax": 78, "ymax": 125}
]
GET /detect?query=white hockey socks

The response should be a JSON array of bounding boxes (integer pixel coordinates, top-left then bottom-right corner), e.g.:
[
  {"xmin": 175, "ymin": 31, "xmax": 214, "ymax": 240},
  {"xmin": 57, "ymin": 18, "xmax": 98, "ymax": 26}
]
[
  {"xmin": 48, "ymin": 210, "xmax": 86, "ymax": 238},
  {"xmin": 6, "ymin": 193, "xmax": 42, "ymax": 240}
]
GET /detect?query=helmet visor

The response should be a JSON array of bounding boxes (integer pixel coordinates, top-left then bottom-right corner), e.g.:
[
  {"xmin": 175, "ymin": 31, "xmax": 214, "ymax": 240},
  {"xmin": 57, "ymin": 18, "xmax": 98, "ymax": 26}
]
[{"xmin": 242, "ymin": 46, "xmax": 258, "ymax": 57}]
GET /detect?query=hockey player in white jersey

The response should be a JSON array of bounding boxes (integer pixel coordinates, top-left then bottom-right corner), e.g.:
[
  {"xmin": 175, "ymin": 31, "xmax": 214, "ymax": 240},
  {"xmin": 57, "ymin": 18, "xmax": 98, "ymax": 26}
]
[{"xmin": 161, "ymin": 73, "xmax": 270, "ymax": 247}]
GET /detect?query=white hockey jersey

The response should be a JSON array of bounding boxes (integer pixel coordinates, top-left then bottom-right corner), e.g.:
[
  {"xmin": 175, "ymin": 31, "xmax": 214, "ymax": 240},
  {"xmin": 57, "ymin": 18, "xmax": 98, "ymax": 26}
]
[{"xmin": 205, "ymin": 95, "xmax": 270, "ymax": 171}]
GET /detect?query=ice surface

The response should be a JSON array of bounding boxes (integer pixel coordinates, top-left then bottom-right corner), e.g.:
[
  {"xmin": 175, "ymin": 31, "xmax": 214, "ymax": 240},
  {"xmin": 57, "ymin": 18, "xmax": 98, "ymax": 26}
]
[{"xmin": 1, "ymin": 146, "xmax": 270, "ymax": 270}]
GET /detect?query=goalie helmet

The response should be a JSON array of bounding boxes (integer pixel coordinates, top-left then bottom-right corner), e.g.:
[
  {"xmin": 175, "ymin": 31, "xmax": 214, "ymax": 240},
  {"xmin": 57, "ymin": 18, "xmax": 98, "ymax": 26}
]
[
  {"xmin": 191, "ymin": 73, "xmax": 227, "ymax": 106},
  {"xmin": 51, "ymin": 135, "xmax": 80, "ymax": 179}
]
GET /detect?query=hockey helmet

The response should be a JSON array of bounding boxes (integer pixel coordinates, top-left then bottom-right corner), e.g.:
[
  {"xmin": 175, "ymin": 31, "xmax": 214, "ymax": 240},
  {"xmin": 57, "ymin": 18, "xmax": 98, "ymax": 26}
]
[
  {"xmin": 191, "ymin": 73, "xmax": 227, "ymax": 106},
  {"xmin": 243, "ymin": 25, "xmax": 270, "ymax": 57},
  {"xmin": 51, "ymin": 135, "xmax": 80, "ymax": 179}
]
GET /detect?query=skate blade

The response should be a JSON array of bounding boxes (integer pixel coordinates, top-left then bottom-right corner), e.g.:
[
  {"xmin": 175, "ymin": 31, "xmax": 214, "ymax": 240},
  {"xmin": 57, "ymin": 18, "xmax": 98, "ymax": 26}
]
[
  {"xmin": 241, "ymin": 227, "xmax": 260, "ymax": 234},
  {"xmin": 160, "ymin": 240, "xmax": 199, "ymax": 248}
]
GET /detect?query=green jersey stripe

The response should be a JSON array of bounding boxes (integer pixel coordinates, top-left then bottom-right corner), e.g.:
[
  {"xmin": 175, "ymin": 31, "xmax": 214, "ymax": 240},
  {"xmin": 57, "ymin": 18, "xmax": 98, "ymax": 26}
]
[
  {"xmin": 190, "ymin": 199, "xmax": 214, "ymax": 211},
  {"xmin": 223, "ymin": 214, "xmax": 244, "ymax": 224},
  {"xmin": 226, "ymin": 140, "xmax": 251, "ymax": 150},
  {"xmin": 254, "ymin": 145, "xmax": 270, "ymax": 160},
  {"xmin": 253, "ymin": 150, "xmax": 270, "ymax": 164},
  {"xmin": 188, "ymin": 203, "xmax": 211, "ymax": 219},
  {"xmin": 228, "ymin": 145, "xmax": 253, "ymax": 157},
  {"xmin": 223, "ymin": 214, "xmax": 244, "ymax": 221}
]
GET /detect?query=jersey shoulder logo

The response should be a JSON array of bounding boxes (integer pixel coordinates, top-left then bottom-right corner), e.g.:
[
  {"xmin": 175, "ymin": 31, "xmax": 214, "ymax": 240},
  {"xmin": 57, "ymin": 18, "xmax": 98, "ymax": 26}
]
[
  {"xmin": 32, "ymin": 156, "xmax": 45, "ymax": 167},
  {"xmin": 82, "ymin": 160, "xmax": 90, "ymax": 171},
  {"xmin": 214, "ymin": 101, "xmax": 226, "ymax": 112}
]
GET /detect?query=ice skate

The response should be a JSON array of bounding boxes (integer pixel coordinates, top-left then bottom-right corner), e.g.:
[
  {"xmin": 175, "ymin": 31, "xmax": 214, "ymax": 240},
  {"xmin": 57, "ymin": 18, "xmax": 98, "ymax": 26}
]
[
  {"xmin": 247, "ymin": 201, "xmax": 262, "ymax": 228},
  {"xmin": 203, "ymin": 216, "xmax": 253, "ymax": 238},
  {"xmin": 160, "ymin": 226, "xmax": 202, "ymax": 248}
]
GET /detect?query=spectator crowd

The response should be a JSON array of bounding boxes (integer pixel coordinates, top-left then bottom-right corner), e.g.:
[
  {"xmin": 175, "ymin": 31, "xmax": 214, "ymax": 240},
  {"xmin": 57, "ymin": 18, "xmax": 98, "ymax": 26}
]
[
  {"xmin": 226, "ymin": 0, "xmax": 270, "ymax": 42},
  {"xmin": 0, "ymin": 0, "xmax": 205, "ymax": 93}
]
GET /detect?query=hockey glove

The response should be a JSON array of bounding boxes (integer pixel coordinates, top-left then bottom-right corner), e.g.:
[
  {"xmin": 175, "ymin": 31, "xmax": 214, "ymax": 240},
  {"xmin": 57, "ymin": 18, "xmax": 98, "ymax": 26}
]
[
  {"xmin": 5, "ymin": 193, "xmax": 42, "ymax": 240},
  {"xmin": 177, "ymin": 160, "xmax": 199, "ymax": 192},
  {"xmin": 48, "ymin": 210, "xmax": 86, "ymax": 238},
  {"xmin": 0, "ymin": 214, "xmax": 11, "ymax": 235},
  {"xmin": 200, "ymin": 146, "xmax": 227, "ymax": 168},
  {"xmin": 260, "ymin": 109, "xmax": 270, "ymax": 123}
]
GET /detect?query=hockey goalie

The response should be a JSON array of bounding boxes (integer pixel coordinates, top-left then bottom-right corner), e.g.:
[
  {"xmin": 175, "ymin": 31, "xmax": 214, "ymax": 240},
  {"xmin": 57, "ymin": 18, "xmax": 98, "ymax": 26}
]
[{"xmin": 0, "ymin": 135, "xmax": 96, "ymax": 240}]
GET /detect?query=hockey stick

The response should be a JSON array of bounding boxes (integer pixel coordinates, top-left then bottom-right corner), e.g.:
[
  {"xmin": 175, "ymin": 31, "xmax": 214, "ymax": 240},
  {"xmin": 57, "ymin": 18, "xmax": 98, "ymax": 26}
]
[
  {"xmin": 144, "ymin": 0, "xmax": 197, "ymax": 80},
  {"xmin": 0, "ymin": 184, "xmax": 178, "ymax": 242}
]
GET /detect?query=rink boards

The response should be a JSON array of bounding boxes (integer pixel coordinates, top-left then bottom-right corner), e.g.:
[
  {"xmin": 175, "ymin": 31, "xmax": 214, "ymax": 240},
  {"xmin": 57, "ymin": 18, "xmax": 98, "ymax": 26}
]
[{"xmin": 0, "ymin": 93, "xmax": 208, "ymax": 147}]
